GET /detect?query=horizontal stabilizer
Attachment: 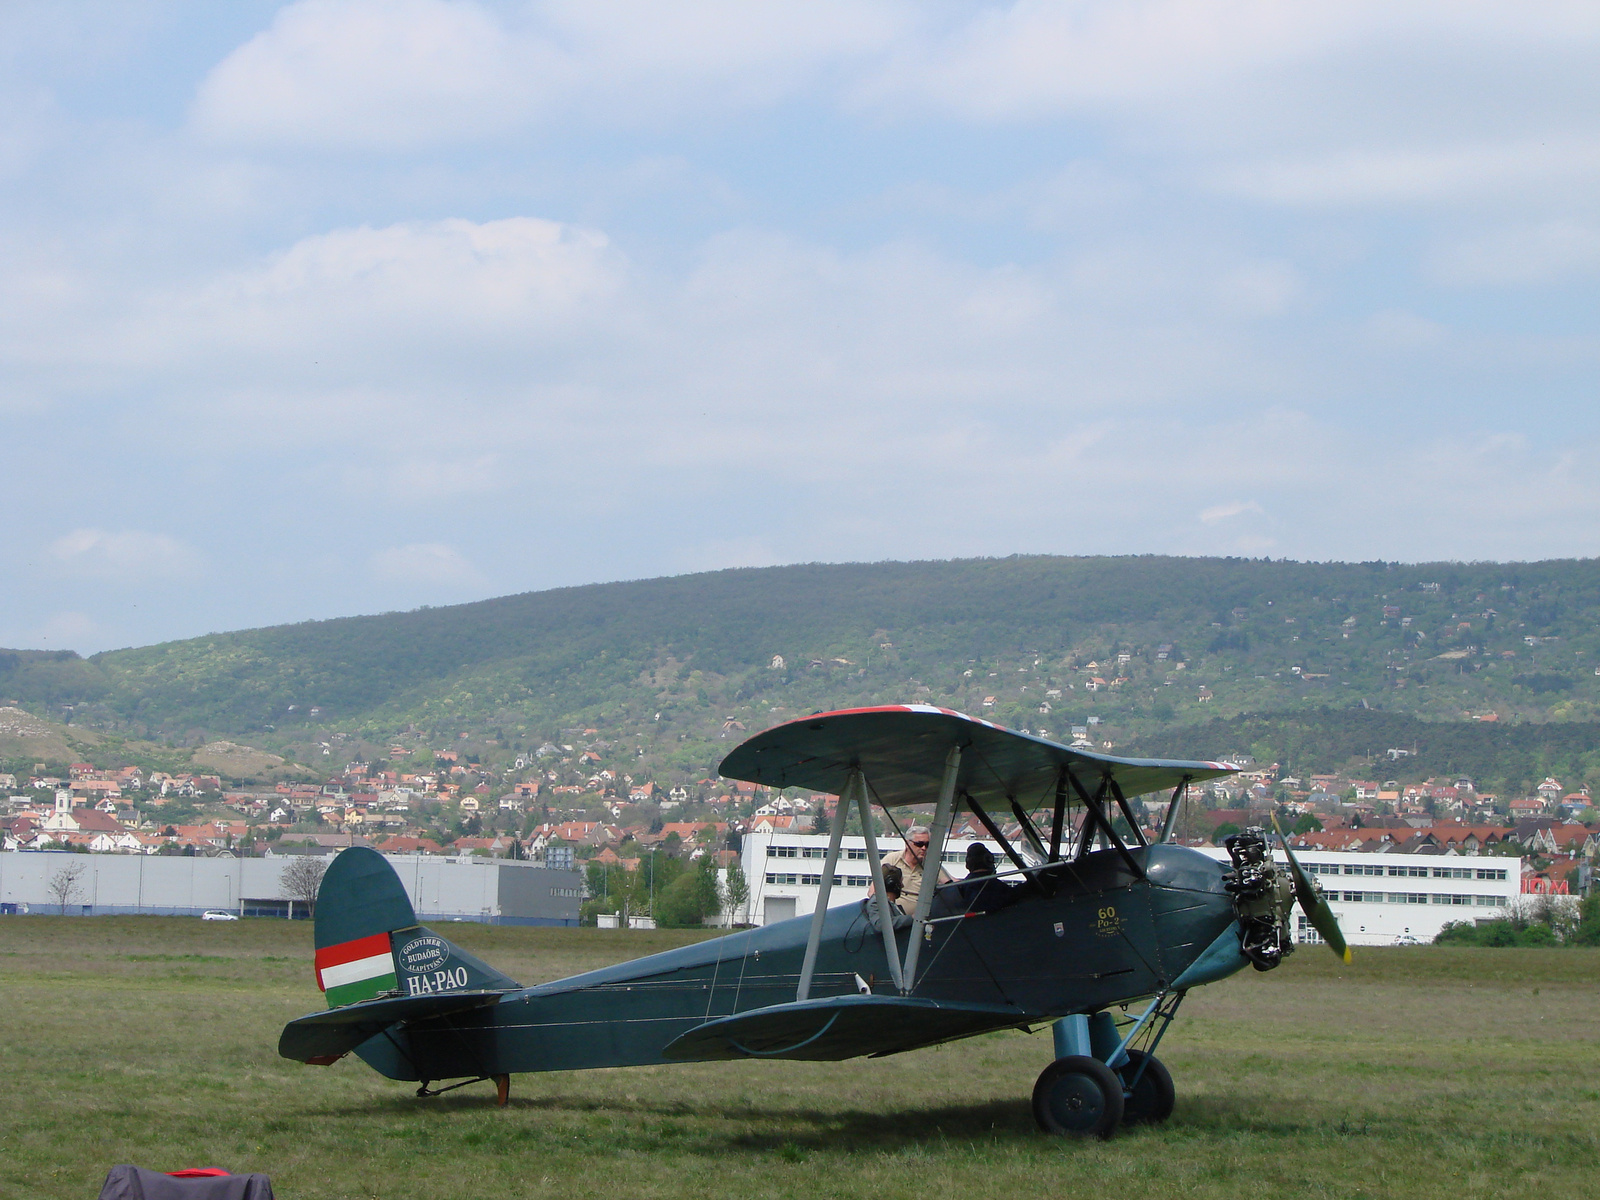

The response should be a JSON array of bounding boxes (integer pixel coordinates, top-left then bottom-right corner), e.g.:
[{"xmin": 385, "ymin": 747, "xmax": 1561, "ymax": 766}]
[
  {"xmin": 662, "ymin": 994, "xmax": 1026, "ymax": 1063},
  {"xmin": 279, "ymin": 990, "xmax": 509, "ymax": 1063}
]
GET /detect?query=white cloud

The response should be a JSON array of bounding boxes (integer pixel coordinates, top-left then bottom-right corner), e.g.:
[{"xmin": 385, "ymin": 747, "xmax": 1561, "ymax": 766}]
[
  {"xmin": 862, "ymin": 0, "xmax": 1365, "ymax": 119},
  {"xmin": 48, "ymin": 529, "xmax": 196, "ymax": 580},
  {"xmin": 1363, "ymin": 309, "xmax": 1449, "ymax": 350},
  {"xmin": 192, "ymin": 0, "xmax": 905, "ymax": 148},
  {"xmin": 1212, "ymin": 261, "xmax": 1303, "ymax": 318},
  {"xmin": 109, "ymin": 216, "xmax": 622, "ymax": 387},
  {"xmin": 1211, "ymin": 137, "xmax": 1600, "ymax": 209},
  {"xmin": 192, "ymin": 0, "xmax": 537, "ymax": 148},
  {"xmin": 1198, "ymin": 500, "xmax": 1263, "ymax": 525},
  {"xmin": 1430, "ymin": 220, "xmax": 1600, "ymax": 286},
  {"xmin": 862, "ymin": 3, "xmax": 1600, "ymax": 130},
  {"xmin": 369, "ymin": 542, "xmax": 485, "ymax": 586},
  {"xmin": 344, "ymin": 455, "xmax": 500, "ymax": 501}
]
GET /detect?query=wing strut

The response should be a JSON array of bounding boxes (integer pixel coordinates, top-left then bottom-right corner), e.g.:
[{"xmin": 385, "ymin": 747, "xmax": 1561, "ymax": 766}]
[
  {"xmin": 902, "ymin": 745, "xmax": 961, "ymax": 991},
  {"xmin": 1065, "ymin": 768, "xmax": 1144, "ymax": 878},
  {"xmin": 796, "ymin": 767, "xmax": 854, "ymax": 1002},
  {"xmin": 1073, "ymin": 772, "xmax": 1111, "ymax": 860},
  {"xmin": 1107, "ymin": 777, "xmax": 1149, "ymax": 847},
  {"xmin": 855, "ymin": 769, "xmax": 905, "ymax": 992},
  {"xmin": 1048, "ymin": 768, "xmax": 1069, "ymax": 861},
  {"xmin": 1158, "ymin": 777, "xmax": 1190, "ymax": 844},
  {"xmin": 962, "ymin": 790, "xmax": 1033, "ymax": 878},
  {"xmin": 1009, "ymin": 798, "xmax": 1049, "ymax": 861}
]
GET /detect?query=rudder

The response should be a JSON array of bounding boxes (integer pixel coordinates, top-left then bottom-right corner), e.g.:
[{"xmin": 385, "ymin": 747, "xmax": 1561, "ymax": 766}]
[{"xmin": 310, "ymin": 847, "xmax": 520, "ymax": 1009}]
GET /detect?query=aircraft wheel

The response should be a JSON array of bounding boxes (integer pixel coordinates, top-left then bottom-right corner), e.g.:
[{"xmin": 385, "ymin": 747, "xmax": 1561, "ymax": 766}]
[
  {"xmin": 1117, "ymin": 1050, "xmax": 1175, "ymax": 1125},
  {"xmin": 1032, "ymin": 1055, "xmax": 1124, "ymax": 1138}
]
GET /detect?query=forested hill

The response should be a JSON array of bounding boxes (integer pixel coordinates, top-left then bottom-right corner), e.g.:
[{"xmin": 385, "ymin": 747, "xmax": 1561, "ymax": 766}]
[{"xmin": 5, "ymin": 555, "xmax": 1600, "ymax": 787}]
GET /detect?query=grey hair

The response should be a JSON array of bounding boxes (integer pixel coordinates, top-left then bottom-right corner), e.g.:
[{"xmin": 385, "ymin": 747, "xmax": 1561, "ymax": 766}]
[{"xmin": 905, "ymin": 825, "xmax": 930, "ymax": 839}]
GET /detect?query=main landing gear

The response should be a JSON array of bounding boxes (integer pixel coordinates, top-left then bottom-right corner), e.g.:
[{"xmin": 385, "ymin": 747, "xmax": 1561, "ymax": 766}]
[{"xmin": 1033, "ymin": 1001, "xmax": 1180, "ymax": 1137}]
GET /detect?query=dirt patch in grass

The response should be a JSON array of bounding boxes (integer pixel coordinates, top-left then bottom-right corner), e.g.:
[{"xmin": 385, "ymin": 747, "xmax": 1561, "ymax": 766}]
[{"xmin": 0, "ymin": 917, "xmax": 1594, "ymax": 1199}]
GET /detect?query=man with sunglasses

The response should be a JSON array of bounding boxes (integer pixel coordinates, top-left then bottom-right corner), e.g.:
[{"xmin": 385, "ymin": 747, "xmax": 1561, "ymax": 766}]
[{"xmin": 875, "ymin": 825, "xmax": 952, "ymax": 916}]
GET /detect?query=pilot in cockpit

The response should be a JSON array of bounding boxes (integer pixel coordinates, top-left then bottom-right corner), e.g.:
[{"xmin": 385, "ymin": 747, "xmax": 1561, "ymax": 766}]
[{"xmin": 956, "ymin": 842, "xmax": 1021, "ymax": 913}]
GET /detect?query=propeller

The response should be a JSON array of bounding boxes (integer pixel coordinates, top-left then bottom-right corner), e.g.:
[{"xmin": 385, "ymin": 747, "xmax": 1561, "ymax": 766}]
[{"xmin": 1270, "ymin": 816, "xmax": 1351, "ymax": 963}]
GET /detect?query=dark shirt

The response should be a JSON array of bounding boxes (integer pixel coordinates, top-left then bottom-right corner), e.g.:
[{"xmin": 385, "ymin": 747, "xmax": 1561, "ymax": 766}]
[{"xmin": 957, "ymin": 872, "xmax": 1019, "ymax": 913}]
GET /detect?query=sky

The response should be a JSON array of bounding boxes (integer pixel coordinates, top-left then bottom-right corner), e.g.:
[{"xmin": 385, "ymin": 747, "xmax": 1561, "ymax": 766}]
[{"xmin": 2, "ymin": 1, "xmax": 1598, "ymax": 654}]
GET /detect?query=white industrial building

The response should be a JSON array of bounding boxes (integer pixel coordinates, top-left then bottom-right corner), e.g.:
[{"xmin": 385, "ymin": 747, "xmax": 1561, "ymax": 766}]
[
  {"xmin": 1194, "ymin": 846, "xmax": 1523, "ymax": 946},
  {"xmin": 0, "ymin": 851, "xmax": 582, "ymax": 925},
  {"xmin": 740, "ymin": 830, "xmax": 1523, "ymax": 945}
]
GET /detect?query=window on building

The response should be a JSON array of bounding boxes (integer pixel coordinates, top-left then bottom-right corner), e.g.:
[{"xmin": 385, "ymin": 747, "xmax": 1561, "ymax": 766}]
[
  {"xmin": 770, "ymin": 846, "xmax": 797, "ymax": 858},
  {"xmin": 1474, "ymin": 895, "xmax": 1508, "ymax": 906},
  {"xmin": 1433, "ymin": 893, "xmax": 1472, "ymax": 905},
  {"xmin": 1387, "ymin": 893, "xmax": 1429, "ymax": 904},
  {"xmin": 1432, "ymin": 867, "xmax": 1473, "ymax": 879},
  {"xmin": 1475, "ymin": 868, "xmax": 1507, "ymax": 881},
  {"xmin": 1345, "ymin": 864, "xmax": 1383, "ymax": 876},
  {"xmin": 1387, "ymin": 865, "xmax": 1428, "ymax": 877}
]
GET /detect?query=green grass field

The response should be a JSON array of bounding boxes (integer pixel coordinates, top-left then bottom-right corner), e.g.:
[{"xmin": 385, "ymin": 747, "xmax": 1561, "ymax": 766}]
[{"xmin": 1, "ymin": 917, "xmax": 1596, "ymax": 1199}]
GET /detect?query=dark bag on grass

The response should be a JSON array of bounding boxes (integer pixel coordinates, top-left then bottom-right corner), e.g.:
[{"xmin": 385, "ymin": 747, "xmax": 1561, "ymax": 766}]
[{"xmin": 97, "ymin": 1166, "xmax": 274, "ymax": 1199}]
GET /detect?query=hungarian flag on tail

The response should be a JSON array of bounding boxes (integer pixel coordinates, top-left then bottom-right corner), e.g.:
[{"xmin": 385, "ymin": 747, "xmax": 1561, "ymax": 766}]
[{"xmin": 315, "ymin": 931, "xmax": 398, "ymax": 1007}]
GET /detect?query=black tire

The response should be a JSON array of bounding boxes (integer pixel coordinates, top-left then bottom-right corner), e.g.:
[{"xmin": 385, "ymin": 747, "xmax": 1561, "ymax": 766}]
[
  {"xmin": 1117, "ymin": 1049, "xmax": 1175, "ymax": 1125},
  {"xmin": 1031, "ymin": 1055, "xmax": 1125, "ymax": 1138}
]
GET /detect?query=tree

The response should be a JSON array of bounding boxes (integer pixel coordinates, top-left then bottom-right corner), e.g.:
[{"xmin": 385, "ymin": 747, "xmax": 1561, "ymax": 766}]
[
  {"xmin": 1292, "ymin": 813, "xmax": 1323, "ymax": 834},
  {"xmin": 47, "ymin": 862, "xmax": 86, "ymax": 914},
  {"xmin": 281, "ymin": 855, "xmax": 328, "ymax": 918},
  {"xmin": 1571, "ymin": 892, "xmax": 1600, "ymax": 946},
  {"xmin": 721, "ymin": 859, "xmax": 750, "ymax": 927},
  {"xmin": 656, "ymin": 854, "xmax": 721, "ymax": 928}
]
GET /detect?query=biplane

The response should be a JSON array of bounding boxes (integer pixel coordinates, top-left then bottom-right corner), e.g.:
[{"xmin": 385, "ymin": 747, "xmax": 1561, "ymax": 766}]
[{"xmin": 280, "ymin": 705, "xmax": 1348, "ymax": 1136}]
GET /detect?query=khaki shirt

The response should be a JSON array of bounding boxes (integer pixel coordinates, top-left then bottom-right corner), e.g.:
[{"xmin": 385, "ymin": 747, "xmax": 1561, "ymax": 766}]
[{"xmin": 880, "ymin": 847, "xmax": 953, "ymax": 915}]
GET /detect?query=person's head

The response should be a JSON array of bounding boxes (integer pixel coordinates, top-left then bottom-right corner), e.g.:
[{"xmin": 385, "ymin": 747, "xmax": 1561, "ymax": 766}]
[
  {"xmin": 965, "ymin": 843, "xmax": 996, "ymax": 876},
  {"xmin": 904, "ymin": 825, "xmax": 930, "ymax": 863},
  {"xmin": 881, "ymin": 864, "xmax": 904, "ymax": 899}
]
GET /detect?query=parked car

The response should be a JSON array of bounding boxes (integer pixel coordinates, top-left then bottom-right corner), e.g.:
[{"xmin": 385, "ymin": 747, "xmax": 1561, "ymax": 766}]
[{"xmin": 201, "ymin": 909, "xmax": 239, "ymax": 921}]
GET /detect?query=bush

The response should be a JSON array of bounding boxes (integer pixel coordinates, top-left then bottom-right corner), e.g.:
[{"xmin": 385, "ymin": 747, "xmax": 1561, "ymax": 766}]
[{"xmin": 1436, "ymin": 917, "xmax": 1571, "ymax": 947}]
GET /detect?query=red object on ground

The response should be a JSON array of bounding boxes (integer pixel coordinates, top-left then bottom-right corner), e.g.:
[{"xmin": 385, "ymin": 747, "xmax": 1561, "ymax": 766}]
[{"xmin": 167, "ymin": 1170, "xmax": 231, "ymax": 1178}]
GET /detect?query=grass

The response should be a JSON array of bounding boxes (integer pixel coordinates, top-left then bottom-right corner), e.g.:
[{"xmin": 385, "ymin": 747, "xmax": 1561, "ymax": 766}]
[{"xmin": 1, "ymin": 917, "xmax": 1596, "ymax": 1199}]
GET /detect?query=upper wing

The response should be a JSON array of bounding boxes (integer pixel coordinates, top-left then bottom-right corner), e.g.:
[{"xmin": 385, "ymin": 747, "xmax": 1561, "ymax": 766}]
[{"xmin": 718, "ymin": 705, "xmax": 1235, "ymax": 808}]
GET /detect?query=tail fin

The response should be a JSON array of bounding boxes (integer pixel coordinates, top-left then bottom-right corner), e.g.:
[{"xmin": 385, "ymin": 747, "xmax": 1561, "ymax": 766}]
[{"xmin": 311, "ymin": 847, "xmax": 520, "ymax": 1008}]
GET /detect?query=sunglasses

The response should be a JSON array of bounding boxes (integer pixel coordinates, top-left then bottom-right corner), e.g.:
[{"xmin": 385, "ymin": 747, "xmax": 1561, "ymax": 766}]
[{"xmin": 910, "ymin": 841, "xmax": 929, "ymax": 849}]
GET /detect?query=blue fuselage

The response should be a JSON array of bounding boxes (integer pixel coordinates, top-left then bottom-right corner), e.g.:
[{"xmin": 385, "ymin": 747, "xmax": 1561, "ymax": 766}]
[{"xmin": 353, "ymin": 844, "xmax": 1247, "ymax": 1082}]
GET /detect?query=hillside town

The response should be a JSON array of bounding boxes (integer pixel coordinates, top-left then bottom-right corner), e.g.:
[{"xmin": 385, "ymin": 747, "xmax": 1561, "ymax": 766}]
[{"xmin": 3, "ymin": 746, "xmax": 1595, "ymax": 909}]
